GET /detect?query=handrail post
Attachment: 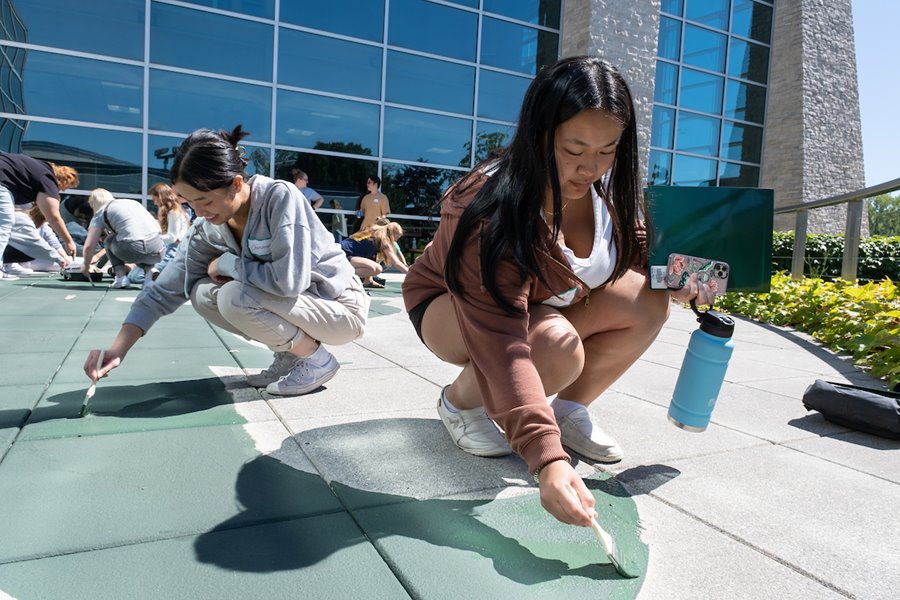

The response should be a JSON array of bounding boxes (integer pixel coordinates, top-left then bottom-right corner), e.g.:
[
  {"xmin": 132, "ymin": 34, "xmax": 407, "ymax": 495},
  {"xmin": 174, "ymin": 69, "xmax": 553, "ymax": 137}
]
[
  {"xmin": 841, "ymin": 199, "xmax": 863, "ymax": 281},
  {"xmin": 791, "ymin": 210, "xmax": 808, "ymax": 279}
]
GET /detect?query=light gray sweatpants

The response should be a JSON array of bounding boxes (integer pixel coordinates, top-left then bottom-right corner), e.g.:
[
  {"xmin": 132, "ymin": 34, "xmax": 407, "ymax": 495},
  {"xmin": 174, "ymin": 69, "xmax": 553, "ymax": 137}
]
[{"xmin": 190, "ymin": 276, "xmax": 369, "ymax": 352}]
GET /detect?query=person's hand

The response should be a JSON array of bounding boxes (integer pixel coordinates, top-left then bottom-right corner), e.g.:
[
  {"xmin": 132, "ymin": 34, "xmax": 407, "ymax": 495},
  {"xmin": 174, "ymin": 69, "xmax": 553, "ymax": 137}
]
[
  {"xmin": 65, "ymin": 240, "xmax": 77, "ymax": 258},
  {"xmin": 207, "ymin": 256, "xmax": 232, "ymax": 284},
  {"xmin": 83, "ymin": 348, "xmax": 123, "ymax": 382},
  {"xmin": 58, "ymin": 253, "xmax": 71, "ymax": 268},
  {"xmin": 670, "ymin": 272, "xmax": 716, "ymax": 306},
  {"xmin": 538, "ymin": 460, "xmax": 597, "ymax": 527}
]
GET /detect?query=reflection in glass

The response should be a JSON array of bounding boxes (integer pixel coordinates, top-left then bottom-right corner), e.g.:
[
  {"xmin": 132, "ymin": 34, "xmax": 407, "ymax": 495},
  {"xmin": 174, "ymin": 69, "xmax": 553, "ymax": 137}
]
[
  {"xmin": 23, "ymin": 52, "xmax": 143, "ymax": 127},
  {"xmin": 651, "ymin": 106, "xmax": 676, "ymax": 149},
  {"xmin": 725, "ymin": 79, "xmax": 766, "ymax": 123},
  {"xmin": 473, "ymin": 122, "xmax": 515, "ymax": 163},
  {"xmin": 654, "ymin": 61, "xmax": 678, "ymax": 104},
  {"xmin": 381, "ymin": 162, "xmax": 464, "ymax": 217},
  {"xmin": 682, "ymin": 25, "xmax": 726, "ymax": 72},
  {"xmin": 149, "ymin": 134, "xmax": 263, "ymax": 189},
  {"xmin": 478, "ymin": 69, "xmax": 530, "ymax": 122},
  {"xmin": 720, "ymin": 121, "xmax": 762, "ymax": 163},
  {"xmin": 178, "ymin": 0, "xmax": 275, "ymax": 19},
  {"xmin": 274, "ymin": 150, "xmax": 375, "ymax": 210},
  {"xmin": 280, "ymin": 29, "xmax": 382, "ymax": 99},
  {"xmin": 0, "ymin": 118, "xmax": 25, "ymax": 154},
  {"xmin": 732, "ymin": 0, "xmax": 773, "ymax": 44},
  {"xmin": 660, "ymin": 0, "xmax": 684, "ymax": 17},
  {"xmin": 483, "ymin": 0, "xmax": 562, "ymax": 29},
  {"xmin": 676, "ymin": 113, "xmax": 720, "ymax": 156},
  {"xmin": 21, "ymin": 122, "xmax": 142, "ymax": 193},
  {"xmin": 658, "ymin": 17, "xmax": 682, "ymax": 62},
  {"xmin": 151, "ymin": 3, "xmax": 273, "ymax": 81},
  {"xmin": 679, "ymin": 68, "xmax": 723, "ymax": 114},
  {"xmin": 728, "ymin": 38, "xmax": 769, "ymax": 83},
  {"xmin": 648, "ymin": 150, "xmax": 672, "ymax": 185},
  {"xmin": 149, "ymin": 70, "xmax": 271, "ymax": 137},
  {"xmin": 685, "ymin": 0, "xmax": 729, "ymax": 30},
  {"xmin": 276, "ymin": 90, "xmax": 379, "ymax": 153},
  {"xmin": 387, "ymin": 51, "xmax": 474, "ymax": 115},
  {"xmin": 389, "ymin": 0, "xmax": 476, "ymax": 62},
  {"xmin": 672, "ymin": 154, "xmax": 717, "ymax": 186},
  {"xmin": 281, "ymin": 0, "xmax": 384, "ymax": 42},
  {"xmin": 383, "ymin": 108, "xmax": 472, "ymax": 166},
  {"xmin": 719, "ymin": 161, "xmax": 759, "ymax": 187},
  {"xmin": 9, "ymin": 0, "xmax": 144, "ymax": 60},
  {"xmin": 480, "ymin": 17, "xmax": 558, "ymax": 75}
]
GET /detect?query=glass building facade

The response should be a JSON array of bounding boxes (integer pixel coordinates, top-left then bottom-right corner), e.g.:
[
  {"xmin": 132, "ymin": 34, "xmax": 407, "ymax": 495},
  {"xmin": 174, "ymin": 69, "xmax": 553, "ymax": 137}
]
[{"xmin": 649, "ymin": 0, "xmax": 774, "ymax": 188}]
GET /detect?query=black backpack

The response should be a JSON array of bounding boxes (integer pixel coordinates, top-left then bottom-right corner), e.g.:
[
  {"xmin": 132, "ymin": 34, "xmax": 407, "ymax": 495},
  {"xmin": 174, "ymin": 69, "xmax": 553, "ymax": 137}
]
[{"xmin": 802, "ymin": 379, "xmax": 900, "ymax": 439}]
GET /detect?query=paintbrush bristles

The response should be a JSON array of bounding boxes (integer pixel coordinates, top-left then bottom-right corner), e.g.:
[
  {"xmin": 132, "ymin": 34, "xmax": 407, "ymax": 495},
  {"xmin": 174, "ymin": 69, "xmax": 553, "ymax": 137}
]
[{"xmin": 80, "ymin": 351, "xmax": 104, "ymax": 417}]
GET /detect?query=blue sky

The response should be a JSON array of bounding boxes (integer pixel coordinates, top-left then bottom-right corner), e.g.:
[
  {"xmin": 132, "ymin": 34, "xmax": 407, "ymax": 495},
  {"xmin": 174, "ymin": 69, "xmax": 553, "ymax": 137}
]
[{"xmin": 853, "ymin": 0, "xmax": 899, "ymax": 187}]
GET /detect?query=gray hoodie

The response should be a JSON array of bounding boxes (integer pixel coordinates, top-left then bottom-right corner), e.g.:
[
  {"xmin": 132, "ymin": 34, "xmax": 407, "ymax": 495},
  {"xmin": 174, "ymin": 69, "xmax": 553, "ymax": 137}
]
[{"xmin": 125, "ymin": 175, "xmax": 355, "ymax": 333}]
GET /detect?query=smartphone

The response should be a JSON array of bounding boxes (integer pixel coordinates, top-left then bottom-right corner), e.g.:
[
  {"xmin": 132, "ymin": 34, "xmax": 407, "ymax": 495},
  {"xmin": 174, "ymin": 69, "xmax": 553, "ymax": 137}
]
[{"xmin": 665, "ymin": 253, "xmax": 730, "ymax": 296}]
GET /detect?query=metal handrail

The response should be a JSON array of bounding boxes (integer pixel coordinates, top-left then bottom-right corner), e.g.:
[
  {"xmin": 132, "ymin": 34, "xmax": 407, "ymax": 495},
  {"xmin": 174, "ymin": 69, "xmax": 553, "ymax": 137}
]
[{"xmin": 773, "ymin": 176, "xmax": 900, "ymax": 280}]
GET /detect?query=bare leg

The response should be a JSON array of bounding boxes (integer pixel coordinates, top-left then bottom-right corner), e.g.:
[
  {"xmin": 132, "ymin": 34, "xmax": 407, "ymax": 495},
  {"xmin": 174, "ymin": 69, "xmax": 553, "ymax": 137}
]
[{"xmin": 349, "ymin": 257, "xmax": 382, "ymax": 285}]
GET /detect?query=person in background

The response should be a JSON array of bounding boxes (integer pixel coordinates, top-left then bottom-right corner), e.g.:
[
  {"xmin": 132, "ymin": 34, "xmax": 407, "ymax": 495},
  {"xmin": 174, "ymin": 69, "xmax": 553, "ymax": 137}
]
[
  {"xmin": 358, "ymin": 175, "xmax": 391, "ymax": 230},
  {"xmin": 292, "ymin": 168, "xmax": 324, "ymax": 209},
  {"xmin": 340, "ymin": 220, "xmax": 408, "ymax": 288},
  {"xmin": 1, "ymin": 206, "xmax": 70, "ymax": 274},
  {"xmin": 83, "ymin": 125, "xmax": 369, "ymax": 397},
  {"xmin": 148, "ymin": 182, "xmax": 191, "ymax": 279},
  {"xmin": 0, "ymin": 153, "xmax": 79, "ymax": 280}
]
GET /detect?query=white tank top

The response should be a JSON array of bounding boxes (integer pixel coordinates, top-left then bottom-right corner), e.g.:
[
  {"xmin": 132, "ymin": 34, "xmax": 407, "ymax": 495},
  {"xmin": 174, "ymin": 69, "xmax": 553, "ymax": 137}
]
[{"xmin": 542, "ymin": 185, "xmax": 617, "ymax": 307}]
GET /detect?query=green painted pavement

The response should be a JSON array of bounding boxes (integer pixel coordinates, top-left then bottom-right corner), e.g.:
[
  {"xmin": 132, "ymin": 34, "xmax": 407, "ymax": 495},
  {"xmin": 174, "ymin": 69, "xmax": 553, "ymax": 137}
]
[
  {"xmin": 0, "ymin": 385, "xmax": 46, "ymax": 429},
  {"xmin": 0, "ymin": 427, "xmax": 16, "ymax": 461},
  {"xmin": 0, "ymin": 350, "xmax": 68, "ymax": 386}
]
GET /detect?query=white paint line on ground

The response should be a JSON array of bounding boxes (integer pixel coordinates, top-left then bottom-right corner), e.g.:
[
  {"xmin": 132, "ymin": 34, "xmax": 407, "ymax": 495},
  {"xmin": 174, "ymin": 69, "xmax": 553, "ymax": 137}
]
[{"xmin": 64, "ymin": 294, "xmax": 76, "ymax": 300}]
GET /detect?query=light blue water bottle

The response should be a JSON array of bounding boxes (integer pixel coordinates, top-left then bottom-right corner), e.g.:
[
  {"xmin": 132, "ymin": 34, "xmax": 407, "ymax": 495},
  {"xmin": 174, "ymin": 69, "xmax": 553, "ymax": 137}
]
[{"xmin": 668, "ymin": 302, "xmax": 735, "ymax": 432}]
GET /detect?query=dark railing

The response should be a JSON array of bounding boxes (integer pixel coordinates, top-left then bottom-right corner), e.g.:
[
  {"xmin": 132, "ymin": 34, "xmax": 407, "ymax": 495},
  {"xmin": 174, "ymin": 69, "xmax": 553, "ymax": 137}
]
[{"xmin": 775, "ymin": 176, "xmax": 900, "ymax": 280}]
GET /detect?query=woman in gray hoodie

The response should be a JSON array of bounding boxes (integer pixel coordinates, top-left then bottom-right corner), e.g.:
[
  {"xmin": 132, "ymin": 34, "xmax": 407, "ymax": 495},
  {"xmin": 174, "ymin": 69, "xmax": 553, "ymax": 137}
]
[{"xmin": 83, "ymin": 125, "xmax": 369, "ymax": 396}]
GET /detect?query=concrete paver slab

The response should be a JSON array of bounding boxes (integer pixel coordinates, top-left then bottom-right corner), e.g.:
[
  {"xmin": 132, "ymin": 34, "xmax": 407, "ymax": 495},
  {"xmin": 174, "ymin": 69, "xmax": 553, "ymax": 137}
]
[
  {"xmin": 0, "ymin": 427, "xmax": 16, "ymax": 461},
  {"xmin": 0, "ymin": 385, "xmax": 46, "ymax": 429},
  {"xmin": 50, "ymin": 346, "xmax": 241, "ymax": 385},
  {"xmin": 785, "ymin": 431, "xmax": 900, "ymax": 484},
  {"xmin": 0, "ymin": 350, "xmax": 68, "ymax": 386}
]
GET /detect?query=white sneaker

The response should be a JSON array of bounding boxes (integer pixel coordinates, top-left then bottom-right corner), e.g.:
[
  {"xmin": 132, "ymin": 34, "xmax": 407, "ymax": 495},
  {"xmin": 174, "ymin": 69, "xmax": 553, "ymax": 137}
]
[
  {"xmin": 266, "ymin": 347, "xmax": 340, "ymax": 396},
  {"xmin": 246, "ymin": 352, "xmax": 298, "ymax": 387},
  {"xmin": 436, "ymin": 387, "xmax": 511, "ymax": 457},
  {"xmin": 557, "ymin": 405, "xmax": 624, "ymax": 463},
  {"xmin": 112, "ymin": 275, "xmax": 131, "ymax": 288},
  {"xmin": 3, "ymin": 263, "xmax": 34, "ymax": 275},
  {"xmin": 0, "ymin": 270, "xmax": 19, "ymax": 281}
]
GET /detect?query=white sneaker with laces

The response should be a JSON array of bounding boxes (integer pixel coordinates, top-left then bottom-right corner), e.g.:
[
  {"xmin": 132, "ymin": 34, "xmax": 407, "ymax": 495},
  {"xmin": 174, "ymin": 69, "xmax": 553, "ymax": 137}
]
[
  {"xmin": 0, "ymin": 270, "xmax": 19, "ymax": 281},
  {"xmin": 3, "ymin": 263, "xmax": 34, "ymax": 275},
  {"xmin": 246, "ymin": 352, "xmax": 298, "ymax": 387},
  {"xmin": 556, "ymin": 405, "xmax": 624, "ymax": 463},
  {"xmin": 436, "ymin": 387, "xmax": 511, "ymax": 457},
  {"xmin": 266, "ymin": 347, "xmax": 340, "ymax": 396},
  {"xmin": 112, "ymin": 275, "xmax": 131, "ymax": 289}
]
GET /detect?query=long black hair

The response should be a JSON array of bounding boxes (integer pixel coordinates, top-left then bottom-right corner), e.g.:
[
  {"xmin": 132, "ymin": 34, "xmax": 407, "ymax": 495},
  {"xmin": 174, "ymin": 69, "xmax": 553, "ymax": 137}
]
[
  {"xmin": 445, "ymin": 56, "xmax": 644, "ymax": 313},
  {"xmin": 170, "ymin": 125, "xmax": 250, "ymax": 191}
]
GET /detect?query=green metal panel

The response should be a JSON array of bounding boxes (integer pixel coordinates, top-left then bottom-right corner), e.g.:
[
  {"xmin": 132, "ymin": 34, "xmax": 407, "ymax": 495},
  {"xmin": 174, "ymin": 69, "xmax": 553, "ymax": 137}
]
[{"xmin": 646, "ymin": 186, "xmax": 774, "ymax": 292}]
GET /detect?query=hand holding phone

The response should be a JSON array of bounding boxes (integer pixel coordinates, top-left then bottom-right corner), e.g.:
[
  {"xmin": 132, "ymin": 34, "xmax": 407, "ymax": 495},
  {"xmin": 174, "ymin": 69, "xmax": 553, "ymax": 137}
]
[{"xmin": 666, "ymin": 253, "xmax": 729, "ymax": 303}]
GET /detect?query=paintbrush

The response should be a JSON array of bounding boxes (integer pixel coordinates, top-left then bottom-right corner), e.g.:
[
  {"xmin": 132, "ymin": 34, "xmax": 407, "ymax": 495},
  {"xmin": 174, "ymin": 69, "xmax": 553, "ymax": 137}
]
[
  {"xmin": 567, "ymin": 484, "xmax": 637, "ymax": 578},
  {"xmin": 80, "ymin": 350, "xmax": 104, "ymax": 417}
]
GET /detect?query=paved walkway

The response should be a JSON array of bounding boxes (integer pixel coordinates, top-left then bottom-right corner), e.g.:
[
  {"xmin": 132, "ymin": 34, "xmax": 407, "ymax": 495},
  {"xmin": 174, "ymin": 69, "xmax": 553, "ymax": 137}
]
[{"xmin": 0, "ymin": 272, "xmax": 897, "ymax": 599}]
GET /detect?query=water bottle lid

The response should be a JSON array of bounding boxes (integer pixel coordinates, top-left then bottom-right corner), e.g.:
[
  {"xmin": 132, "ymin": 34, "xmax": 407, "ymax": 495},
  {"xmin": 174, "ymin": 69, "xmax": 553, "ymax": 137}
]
[{"xmin": 697, "ymin": 309, "xmax": 735, "ymax": 338}]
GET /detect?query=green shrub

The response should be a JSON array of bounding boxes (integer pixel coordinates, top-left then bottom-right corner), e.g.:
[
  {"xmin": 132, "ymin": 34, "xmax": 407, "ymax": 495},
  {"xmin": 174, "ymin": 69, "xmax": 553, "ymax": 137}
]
[
  {"xmin": 718, "ymin": 273, "xmax": 900, "ymax": 388},
  {"xmin": 772, "ymin": 231, "xmax": 900, "ymax": 281}
]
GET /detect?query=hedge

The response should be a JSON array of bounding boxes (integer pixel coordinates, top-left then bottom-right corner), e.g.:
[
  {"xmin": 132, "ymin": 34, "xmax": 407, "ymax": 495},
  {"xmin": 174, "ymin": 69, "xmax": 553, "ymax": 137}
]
[{"xmin": 772, "ymin": 231, "xmax": 900, "ymax": 281}]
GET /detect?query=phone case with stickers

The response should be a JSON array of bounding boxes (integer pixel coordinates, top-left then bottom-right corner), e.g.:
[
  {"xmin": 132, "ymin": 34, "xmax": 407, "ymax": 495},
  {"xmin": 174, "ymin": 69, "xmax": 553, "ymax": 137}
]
[{"xmin": 665, "ymin": 253, "xmax": 730, "ymax": 296}]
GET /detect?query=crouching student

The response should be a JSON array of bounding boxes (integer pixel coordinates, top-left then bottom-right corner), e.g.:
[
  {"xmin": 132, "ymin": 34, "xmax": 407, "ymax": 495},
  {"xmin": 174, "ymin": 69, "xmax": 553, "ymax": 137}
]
[{"xmin": 84, "ymin": 125, "xmax": 369, "ymax": 396}]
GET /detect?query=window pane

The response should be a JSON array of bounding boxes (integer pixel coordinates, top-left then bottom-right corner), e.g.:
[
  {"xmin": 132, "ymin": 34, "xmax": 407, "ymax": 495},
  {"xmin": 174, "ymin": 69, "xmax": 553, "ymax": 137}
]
[
  {"xmin": 679, "ymin": 68, "xmax": 723, "ymax": 114},
  {"xmin": 473, "ymin": 122, "xmax": 515, "ymax": 163},
  {"xmin": 483, "ymin": 0, "xmax": 562, "ymax": 29},
  {"xmin": 720, "ymin": 121, "xmax": 763, "ymax": 163},
  {"xmin": 658, "ymin": 17, "xmax": 682, "ymax": 61},
  {"xmin": 651, "ymin": 106, "xmax": 675, "ymax": 149},
  {"xmin": 672, "ymin": 154, "xmax": 717, "ymax": 186},
  {"xmin": 281, "ymin": 0, "xmax": 384, "ymax": 42},
  {"xmin": 151, "ymin": 4, "xmax": 273, "ymax": 81},
  {"xmin": 660, "ymin": 0, "xmax": 684, "ymax": 17},
  {"xmin": 383, "ymin": 108, "xmax": 471, "ymax": 166},
  {"xmin": 685, "ymin": 0, "xmax": 729, "ymax": 30},
  {"xmin": 481, "ymin": 17, "xmax": 558, "ymax": 75},
  {"xmin": 4, "ymin": 0, "xmax": 144, "ymax": 60},
  {"xmin": 732, "ymin": 0, "xmax": 773, "ymax": 44},
  {"xmin": 654, "ymin": 61, "xmax": 678, "ymax": 104},
  {"xmin": 0, "ymin": 119, "xmax": 26, "ymax": 153},
  {"xmin": 478, "ymin": 70, "xmax": 530, "ymax": 122},
  {"xmin": 682, "ymin": 24, "xmax": 726, "ymax": 72},
  {"xmin": 728, "ymin": 38, "xmax": 769, "ymax": 83},
  {"xmin": 23, "ymin": 52, "xmax": 143, "ymax": 127},
  {"xmin": 276, "ymin": 91, "xmax": 379, "ymax": 155},
  {"xmin": 149, "ymin": 70, "xmax": 271, "ymax": 137},
  {"xmin": 382, "ymin": 162, "xmax": 463, "ymax": 217},
  {"xmin": 20, "ymin": 122, "xmax": 142, "ymax": 193},
  {"xmin": 719, "ymin": 161, "xmax": 760, "ymax": 187},
  {"xmin": 387, "ymin": 51, "xmax": 475, "ymax": 114},
  {"xmin": 389, "ymin": 0, "xmax": 476, "ymax": 62},
  {"xmin": 177, "ymin": 0, "xmax": 275, "ymax": 19},
  {"xmin": 724, "ymin": 79, "xmax": 766, "ymax": 123},
  {"xmin": 149, "ymin": 134, "xmax": 264, "ymax": 188},
  {"xmin": 648, "ymin": 150, "xmax": 672, "ymax": 185},
  {"xmin": 676, "ymin": 113, "xmax": 720, "ymax": 155},
  {"xmin": 279, "ymin": 30, "xmax": 382, "ymax": 99}
]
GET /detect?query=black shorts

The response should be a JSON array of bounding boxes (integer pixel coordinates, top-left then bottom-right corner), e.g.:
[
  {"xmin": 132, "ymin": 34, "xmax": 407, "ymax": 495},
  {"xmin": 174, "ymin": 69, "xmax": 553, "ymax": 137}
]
[{"xmin": 407, "ymin": 294, "xmax": 441, "ymax": 345}]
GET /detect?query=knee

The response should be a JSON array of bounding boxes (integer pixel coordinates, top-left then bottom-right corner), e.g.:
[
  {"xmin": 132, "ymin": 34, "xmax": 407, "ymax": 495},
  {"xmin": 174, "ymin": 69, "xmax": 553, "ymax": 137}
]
[
  {"xmin": 531, "ymin": 321, "xmax": 584, "ymax": 387},
  {"xmin": 215, "ymin": 280, "xmax": 249, "ymax": 322}
]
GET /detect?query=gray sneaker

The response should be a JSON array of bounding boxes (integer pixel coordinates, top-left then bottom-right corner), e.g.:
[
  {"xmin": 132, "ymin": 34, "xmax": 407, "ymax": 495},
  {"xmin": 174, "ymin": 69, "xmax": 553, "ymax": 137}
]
[
  {"xmin": 557, "ymin": 406, "xmax": 624, "ymax": 463},
  {"xmin": 246, "ymin": 352, "xmax": 298, "ymax": 387},
  {"xmin": 266, "ymin": 348, "xmax": 340, "ymax": 396},
  {"xmin": 436, "ymin": 387, "xmax": 511, "ymax": 457}
]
